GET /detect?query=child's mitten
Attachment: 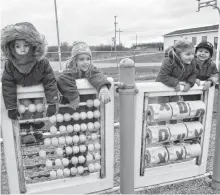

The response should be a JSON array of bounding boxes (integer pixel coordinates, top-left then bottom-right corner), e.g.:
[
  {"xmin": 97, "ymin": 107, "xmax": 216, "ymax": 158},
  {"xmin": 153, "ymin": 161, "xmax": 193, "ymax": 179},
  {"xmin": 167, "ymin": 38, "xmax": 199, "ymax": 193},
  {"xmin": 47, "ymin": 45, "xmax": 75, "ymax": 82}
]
[
  {"xmin": 46, "ymin": 104, "xmax": 57, "ymax": 117},
  {"xmin": 195, "ymin": 79, "xmax": 201, "ymax": 86},
  {"xmin": 203, "ymin": 81, "xmax": 212, "ymax": 91},
  {"xmin": 99, "ymin": 86, "xmax": 111, "ymax": 104},
  {"xmin": 69, "ymin": 96, "xmax": 80, "ymax": 110},
  {"xmin": 182, "ymin": 83, "xmax": 191, "ymax": 92},
  {"xmin": 174, "ymin": 84, "xmax": 181, "ymax": 92},
  {"xmin": 8, "ymin": 109, "xmax": 20, "ymax": 120}
]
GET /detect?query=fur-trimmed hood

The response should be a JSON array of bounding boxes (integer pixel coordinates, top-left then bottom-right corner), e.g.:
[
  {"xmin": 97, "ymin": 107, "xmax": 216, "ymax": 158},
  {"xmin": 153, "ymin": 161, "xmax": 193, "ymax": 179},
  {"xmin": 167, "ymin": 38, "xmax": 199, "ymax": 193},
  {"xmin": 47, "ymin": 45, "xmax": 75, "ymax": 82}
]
[{"xmin": 1, "ymin": 22, "xmax": 46, "ymax": 72}]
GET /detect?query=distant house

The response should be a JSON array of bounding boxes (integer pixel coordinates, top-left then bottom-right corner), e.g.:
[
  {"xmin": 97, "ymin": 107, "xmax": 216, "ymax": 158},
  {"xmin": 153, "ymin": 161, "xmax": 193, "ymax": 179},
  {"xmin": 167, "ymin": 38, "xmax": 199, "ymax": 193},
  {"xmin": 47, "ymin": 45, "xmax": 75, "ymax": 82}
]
[{"xmin": 164, "ymin": 24, "xmax": 219, "ymax": 50}]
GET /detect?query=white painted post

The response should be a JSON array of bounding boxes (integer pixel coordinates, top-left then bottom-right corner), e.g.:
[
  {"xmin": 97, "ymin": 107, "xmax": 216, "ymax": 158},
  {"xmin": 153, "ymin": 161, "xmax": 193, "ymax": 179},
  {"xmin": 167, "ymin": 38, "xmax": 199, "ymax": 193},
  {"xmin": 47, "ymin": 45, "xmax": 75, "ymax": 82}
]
[{"xmin": 118, "ymin": 58, "xmax": 136, "ymax": 194}]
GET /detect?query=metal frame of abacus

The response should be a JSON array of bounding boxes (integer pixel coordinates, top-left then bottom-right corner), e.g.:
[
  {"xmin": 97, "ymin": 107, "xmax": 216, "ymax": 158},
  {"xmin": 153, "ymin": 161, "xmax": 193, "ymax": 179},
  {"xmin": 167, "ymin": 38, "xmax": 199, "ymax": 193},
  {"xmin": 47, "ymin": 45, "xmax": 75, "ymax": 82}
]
[
  {"xmin": 133, "ymin": 81, "xmax": 215, "ymax": 189},
  {"xmin": 1, "ymin": 78, "xmax": 114, "ymax": 194}
]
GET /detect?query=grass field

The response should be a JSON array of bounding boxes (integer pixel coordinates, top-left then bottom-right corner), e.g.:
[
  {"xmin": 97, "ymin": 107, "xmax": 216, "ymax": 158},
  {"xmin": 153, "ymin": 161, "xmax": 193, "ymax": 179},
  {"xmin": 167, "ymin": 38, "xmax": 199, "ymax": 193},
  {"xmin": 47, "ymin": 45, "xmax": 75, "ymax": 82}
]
[{"xmin": 1, "ymin": 66, "xmax": 220, "ymax": 194}]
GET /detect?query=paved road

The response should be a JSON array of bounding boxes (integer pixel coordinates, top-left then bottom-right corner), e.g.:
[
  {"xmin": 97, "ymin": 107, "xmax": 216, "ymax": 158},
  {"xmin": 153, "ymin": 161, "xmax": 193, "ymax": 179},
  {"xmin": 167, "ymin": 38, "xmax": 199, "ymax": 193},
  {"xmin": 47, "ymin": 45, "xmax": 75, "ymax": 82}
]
[{"xmin": 50, "ymin": 61, "xmax": 161, "ymax": 71}]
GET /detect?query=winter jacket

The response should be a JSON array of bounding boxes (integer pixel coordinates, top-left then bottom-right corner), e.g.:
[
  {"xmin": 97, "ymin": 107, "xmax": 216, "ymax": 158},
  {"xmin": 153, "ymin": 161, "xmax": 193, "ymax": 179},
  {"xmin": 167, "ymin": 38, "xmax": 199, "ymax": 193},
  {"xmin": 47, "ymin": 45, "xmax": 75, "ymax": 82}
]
[
  {"xmin": 57, "ymin": 62, "xmax": 111, "ymax": 103},
  {"xmin": 156, "ymin": 56, "xmax": 197, "ymax": 88},
  {"xmin": 193, "ymin": 58, "xmax": 219, "ymax": 85},
  {"xmin": 1, "ymin": 22, "xmax": 58, "ymax": 110},
  {"xmin": 2, "ymin": 57, "xmax": 58, "ymax": 109}
]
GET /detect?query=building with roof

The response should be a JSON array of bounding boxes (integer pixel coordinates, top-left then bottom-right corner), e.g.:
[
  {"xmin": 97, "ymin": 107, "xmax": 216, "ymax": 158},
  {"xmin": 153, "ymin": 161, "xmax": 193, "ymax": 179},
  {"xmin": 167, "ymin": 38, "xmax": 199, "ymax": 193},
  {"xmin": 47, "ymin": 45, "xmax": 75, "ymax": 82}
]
[{"xmin": 163, "ymin": 24, "xmax": 219, "ymax": 50}]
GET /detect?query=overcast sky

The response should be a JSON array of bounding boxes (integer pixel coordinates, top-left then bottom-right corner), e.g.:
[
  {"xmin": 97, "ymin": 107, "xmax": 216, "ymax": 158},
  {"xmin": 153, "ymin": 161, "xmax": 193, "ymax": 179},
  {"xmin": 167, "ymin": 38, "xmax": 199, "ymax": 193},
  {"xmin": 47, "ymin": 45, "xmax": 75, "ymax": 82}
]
[{"xmin": 1, "ymin": 0, "xmax": 219, "ymax": 47}]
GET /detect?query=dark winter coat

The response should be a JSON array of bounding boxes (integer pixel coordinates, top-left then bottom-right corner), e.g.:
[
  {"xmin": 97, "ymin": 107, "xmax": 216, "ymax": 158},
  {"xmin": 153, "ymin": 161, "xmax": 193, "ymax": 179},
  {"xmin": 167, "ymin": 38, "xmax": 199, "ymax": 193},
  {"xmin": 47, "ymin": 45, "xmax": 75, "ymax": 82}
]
[
  {"xmin": 57, "ymin": 62, "xmax": 111, "ymax": 103},
  {"xmin": 2, "ymin": 58, "xmax": 58, "ymax": 109},
  {"xmin": 193, "ymin": 58, "xmax": 219, "ymax": 85},
  {"xmin": 1, "ymin": 22, "xmax": 58, "ymax": 110},
  {"xmin": 156, "ymin": 56, "xmax": 197, "ymax": 88}
]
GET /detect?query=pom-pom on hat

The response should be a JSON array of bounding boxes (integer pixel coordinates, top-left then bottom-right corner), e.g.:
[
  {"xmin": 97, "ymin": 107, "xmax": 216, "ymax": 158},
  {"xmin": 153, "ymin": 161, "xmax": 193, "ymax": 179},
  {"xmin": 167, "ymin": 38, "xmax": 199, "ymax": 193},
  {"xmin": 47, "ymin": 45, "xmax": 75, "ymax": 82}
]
[
  {"xmin": 195, "ymin": 41, "xmax": 214, "ymax": 57},
  {"xmin": 71, "ymin": 41, "xmax": 92, "ymax": 58}
]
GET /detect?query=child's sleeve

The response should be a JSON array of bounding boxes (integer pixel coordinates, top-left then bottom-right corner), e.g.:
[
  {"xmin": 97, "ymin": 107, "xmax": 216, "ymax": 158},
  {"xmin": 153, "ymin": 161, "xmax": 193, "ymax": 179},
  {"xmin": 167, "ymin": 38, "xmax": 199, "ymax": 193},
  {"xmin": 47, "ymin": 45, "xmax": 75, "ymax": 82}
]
[
  {"xmin": 86, "ymin": 64, "xmax": 111, "ymax": 92},
  {"xmin": 185, "ymin": 65, "xmax": 197, "ymax": 87},
  {"xmin": 57, "ymin": 71, "xmax": 79, "ymax": 102},
  {"xmin": 1, "ymin": 61, "xmax": 17, "ymax": 110},
  {"xmin": 41, "ymin": 58, "xmax": 59, "ymax": 104},
  {"xmin": 156, "ymin": 59, "xmax": 179, "ymax": 87},
  {"xmin": 207, "ymin": 62, "xmax": 219, "ymax": 85}
]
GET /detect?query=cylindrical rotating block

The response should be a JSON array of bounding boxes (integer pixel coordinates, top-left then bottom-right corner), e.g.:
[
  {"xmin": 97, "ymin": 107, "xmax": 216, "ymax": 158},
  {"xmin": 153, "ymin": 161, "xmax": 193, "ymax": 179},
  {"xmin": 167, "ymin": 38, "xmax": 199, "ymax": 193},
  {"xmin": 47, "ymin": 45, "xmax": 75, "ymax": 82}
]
[
  {"xmin": 184, "ymin": 121, "xmax": 204, "ymax": 139},
  {"xmin": 146, "ymin": 125, "xmax": 170, "ymax": 144},
  {"xmin": 182, "ymin": 143, "xmax": 202, "ymax": 159},
  {"xmin": 166, "ymin": 144, "xmax": 186, "ymax": 162},
  {"xmin": 145, "ymin": 146, "xmax": 169, "ymax": 165},
  {"xmin": 185, "ymin": 101, "xmax": 206, "ymax": 118},
  {"xmin": 169, "ymin": 101, "xmax": 190, "ymax": 120},
  {"xmin": 167, "ymin": 123, "xmax": 187, "ymax": 141},
  {"xmin": 147, "ymin": 103, "xmax": 172, "ymax": 122}
]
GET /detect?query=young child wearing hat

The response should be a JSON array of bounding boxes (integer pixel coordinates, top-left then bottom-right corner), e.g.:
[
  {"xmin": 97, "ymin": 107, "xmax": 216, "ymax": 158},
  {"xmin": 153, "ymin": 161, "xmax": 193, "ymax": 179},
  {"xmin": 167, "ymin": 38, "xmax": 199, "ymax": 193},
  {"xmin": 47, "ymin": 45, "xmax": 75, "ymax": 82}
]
[
  {"xmin": 57, "ymin": 41, "xmax": 111, "ymax": 109},
  {"xmin": 193, "ymin": 41, "xmax": 219, "ymax": 90},
  {"xmin": 1, "ymin": 22, "xmax": 59, "ymax": 144}
]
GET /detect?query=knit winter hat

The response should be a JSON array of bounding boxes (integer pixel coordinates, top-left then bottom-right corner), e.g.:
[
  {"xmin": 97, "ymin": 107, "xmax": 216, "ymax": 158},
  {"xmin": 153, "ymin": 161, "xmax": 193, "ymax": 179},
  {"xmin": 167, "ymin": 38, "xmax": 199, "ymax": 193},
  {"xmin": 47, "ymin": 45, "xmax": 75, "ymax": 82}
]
[
  {"xmin": 195, "ymin": 41, "xmax": 214, "ymax": 57},
  {"xmin": 71, "ymin": 41, "xmax": 92, "ymax": 58}
]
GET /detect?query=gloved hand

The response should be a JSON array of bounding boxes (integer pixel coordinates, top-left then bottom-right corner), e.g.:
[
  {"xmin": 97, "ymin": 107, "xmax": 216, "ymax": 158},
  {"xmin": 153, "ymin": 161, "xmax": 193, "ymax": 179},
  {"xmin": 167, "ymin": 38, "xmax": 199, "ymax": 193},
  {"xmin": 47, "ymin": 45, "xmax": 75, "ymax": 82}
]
[
  {"xmin": 195, "ymin": 79, "xmax": 201, "ymax": 86},
  {"xmin": 203, "ymin": 81, "xmax": 212, "ymax": 91},
  {"xmin": 69, "ymin": 96, "xmax": 80, "ymax": 110},
  {"xmin": 182, "ymin": 83, "xmax": 191, "ymax": 92},
  {"xmin": 174, "ymin": 84, "xmax": 181, "ymax": 92},
  {"xmin": 46, "ymin": 104, "xmax": 57, "ymax": 117},
  {"xmin": 8, "ymin": 109, "xmax": 20, "ymax": 120},
  {"xmin": 99, "ymin": 86, "xmax": 111, "ymax": 104}
]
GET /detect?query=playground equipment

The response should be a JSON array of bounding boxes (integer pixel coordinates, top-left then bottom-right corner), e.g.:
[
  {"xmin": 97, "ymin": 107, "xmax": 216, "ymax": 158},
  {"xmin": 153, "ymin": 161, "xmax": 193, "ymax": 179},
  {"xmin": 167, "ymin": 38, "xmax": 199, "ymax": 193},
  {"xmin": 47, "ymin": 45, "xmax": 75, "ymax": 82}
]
[
  {"xmin": 1, "ymin": 79, "xmax": 114, "ymax": 194},
  {"xmin": 117, "ymin": 58, "xmax": 220, "ymax": 193},
  {"xmin": 1, "ymin": 58, "xmax": 220, "ymax": 194}
]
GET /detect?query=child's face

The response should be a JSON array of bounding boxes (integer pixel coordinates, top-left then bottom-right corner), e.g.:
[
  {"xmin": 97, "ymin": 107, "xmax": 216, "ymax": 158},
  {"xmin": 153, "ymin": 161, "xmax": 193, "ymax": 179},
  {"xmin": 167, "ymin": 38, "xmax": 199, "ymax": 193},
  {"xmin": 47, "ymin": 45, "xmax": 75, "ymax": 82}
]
[
  {"xmin": 196, "ymin": 48, "xmax": 211, "ymax": 61},
  {"xmin": 14, "ymin": 40, "xmax": 30, "ymax": 55},
  {"xmin": 76, "ymin": 54, "xmax": 91, "ymax": 71},
  {"xmin": 179, "ymin": 49, "xmax": 194, "ymax": 65}
]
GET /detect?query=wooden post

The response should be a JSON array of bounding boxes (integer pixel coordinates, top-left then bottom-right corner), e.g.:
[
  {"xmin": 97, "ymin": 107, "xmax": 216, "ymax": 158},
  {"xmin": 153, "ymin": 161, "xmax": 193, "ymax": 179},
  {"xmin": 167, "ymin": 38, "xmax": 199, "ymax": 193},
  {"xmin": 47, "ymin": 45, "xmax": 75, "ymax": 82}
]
[
  {"xmin": 13, "ymin": 121, "xmax": 26, "ymax": 193},
  {"xmin": 100, "ymin": 95, "xmax": 106, "ymax": 178},
  {"xmin": 1, "ymin": 92, "xmax": 20, "ymax": 193},
  {"xmin": 118, "ymin": 58, "xmax": 136, "ymax": 194}
]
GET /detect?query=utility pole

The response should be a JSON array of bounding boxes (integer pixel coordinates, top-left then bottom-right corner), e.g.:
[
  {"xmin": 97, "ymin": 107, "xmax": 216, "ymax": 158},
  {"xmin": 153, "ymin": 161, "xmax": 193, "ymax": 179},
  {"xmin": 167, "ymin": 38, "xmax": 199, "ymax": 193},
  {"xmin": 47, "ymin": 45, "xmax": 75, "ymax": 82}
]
[
  {"xmin": 117, "ymin": 29, "xmax": 123, "ymax": 45},
  {"xmin": 54, "ymin": 0, "xmax": 62, "ymax": 71},
  {"xmin": 136, "ymin": 34, "xmax": 138, "ymax": 48},
  {"xmin": 196, "ymin": 0, "xmax": 220, "ymax": 191},
  {"xmin": 114, "ymin": 16, "xmax": 118, "ymax": 51}
]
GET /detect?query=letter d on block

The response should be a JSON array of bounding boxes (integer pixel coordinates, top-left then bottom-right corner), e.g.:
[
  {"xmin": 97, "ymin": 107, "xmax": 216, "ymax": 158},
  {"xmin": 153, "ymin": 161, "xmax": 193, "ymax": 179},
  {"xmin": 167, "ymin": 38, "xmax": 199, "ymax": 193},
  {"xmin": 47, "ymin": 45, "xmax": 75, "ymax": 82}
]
[{"xmin": 118, "ymin": 58, "xmax": 135, "ymax": 194}]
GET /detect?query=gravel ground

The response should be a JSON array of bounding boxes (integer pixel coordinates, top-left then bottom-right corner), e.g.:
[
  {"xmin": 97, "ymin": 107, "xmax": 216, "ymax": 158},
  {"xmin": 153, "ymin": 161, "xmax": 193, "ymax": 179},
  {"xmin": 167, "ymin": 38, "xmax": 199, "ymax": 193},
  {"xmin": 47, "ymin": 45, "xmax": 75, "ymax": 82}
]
[{"xmin": 1, "ymin": 74, "xmax": 220, "ymax": 194}]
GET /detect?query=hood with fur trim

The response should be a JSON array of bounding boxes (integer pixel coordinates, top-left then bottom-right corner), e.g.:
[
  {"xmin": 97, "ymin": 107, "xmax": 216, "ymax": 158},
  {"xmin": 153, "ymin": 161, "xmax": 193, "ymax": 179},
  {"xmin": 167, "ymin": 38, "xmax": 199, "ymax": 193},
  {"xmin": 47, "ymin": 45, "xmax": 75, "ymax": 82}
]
[{"xmin": 1, "ymin": 22, "xmax": 46, "ymax": 72}]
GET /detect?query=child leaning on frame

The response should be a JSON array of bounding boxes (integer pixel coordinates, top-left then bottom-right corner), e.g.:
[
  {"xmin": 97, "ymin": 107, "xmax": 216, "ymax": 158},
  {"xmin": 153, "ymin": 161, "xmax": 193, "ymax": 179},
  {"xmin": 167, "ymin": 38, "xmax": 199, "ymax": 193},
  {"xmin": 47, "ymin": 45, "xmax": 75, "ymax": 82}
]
[{"xmin": 57, "ymin": 41, "xmax": 111, "ymax": 109}]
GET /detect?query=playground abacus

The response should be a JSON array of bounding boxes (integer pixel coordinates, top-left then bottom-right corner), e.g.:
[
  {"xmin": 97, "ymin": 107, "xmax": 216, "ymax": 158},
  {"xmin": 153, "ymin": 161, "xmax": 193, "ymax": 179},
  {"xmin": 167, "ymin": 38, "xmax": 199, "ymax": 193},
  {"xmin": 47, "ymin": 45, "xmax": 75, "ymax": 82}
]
[{"xmin": 1, "ymin": 58, "xmax": 220, "ymax": 194}]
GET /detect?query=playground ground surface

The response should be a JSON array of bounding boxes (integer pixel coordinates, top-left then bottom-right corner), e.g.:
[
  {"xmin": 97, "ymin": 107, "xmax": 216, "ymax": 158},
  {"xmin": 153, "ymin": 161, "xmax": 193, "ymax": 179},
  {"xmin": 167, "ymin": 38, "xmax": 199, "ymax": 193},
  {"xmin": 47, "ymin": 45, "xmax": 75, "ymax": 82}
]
[{"xmin": 1, "ymin": 65, "xmax": 220, "ymax": 194}]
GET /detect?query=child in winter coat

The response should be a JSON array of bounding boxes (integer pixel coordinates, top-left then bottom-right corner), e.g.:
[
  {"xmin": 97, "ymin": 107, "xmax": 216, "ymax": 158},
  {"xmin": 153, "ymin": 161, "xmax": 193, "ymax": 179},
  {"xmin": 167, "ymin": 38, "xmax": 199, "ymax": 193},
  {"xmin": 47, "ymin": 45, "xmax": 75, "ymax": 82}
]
[
  {"xmin": 183, "ymin": 41, "xmax": 218, "ymax": 104},
  {"xmin": 1, "ymin": 22, "xmax": 58, "ymax": 143},
  {"xmin": 156, "ymin": 40, "xmax": 196, "ymax": 97},
  {"xmin": 194, "ymin": 41, "xmax": 218, "ymax": 90},
  {"xmin": 156, "ymin": 40, "xmax": 196, "ymax": 124},
  {"xmin": 57, "ymin": 41, "xmax": 111, "ymax": 109}
]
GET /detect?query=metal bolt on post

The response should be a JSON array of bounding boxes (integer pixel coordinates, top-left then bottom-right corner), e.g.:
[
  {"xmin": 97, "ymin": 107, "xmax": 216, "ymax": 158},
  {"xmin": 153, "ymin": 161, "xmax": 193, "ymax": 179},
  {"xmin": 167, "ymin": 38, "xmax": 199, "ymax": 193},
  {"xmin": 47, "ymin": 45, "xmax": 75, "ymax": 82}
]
[{"xmin": 118, "ymin": 58, "xmax": 135, "ymax": 194}]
